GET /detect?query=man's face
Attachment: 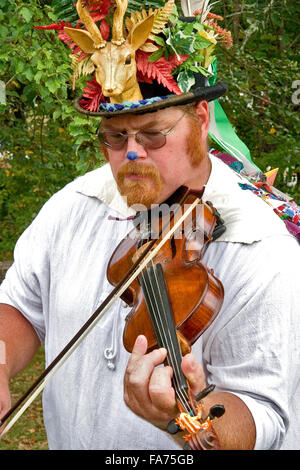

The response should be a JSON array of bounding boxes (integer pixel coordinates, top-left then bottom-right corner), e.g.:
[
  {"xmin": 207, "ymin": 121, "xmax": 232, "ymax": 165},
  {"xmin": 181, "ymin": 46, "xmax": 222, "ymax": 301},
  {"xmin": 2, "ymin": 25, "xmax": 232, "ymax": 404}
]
[{"xmin": 101, "ymin": 104, "xmax": 210, "ymax": 208}]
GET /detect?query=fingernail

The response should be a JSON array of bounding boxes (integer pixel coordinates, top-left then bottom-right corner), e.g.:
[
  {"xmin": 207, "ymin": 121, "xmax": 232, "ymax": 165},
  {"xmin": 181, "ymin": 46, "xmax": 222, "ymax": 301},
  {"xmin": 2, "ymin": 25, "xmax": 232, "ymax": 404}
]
[
  {"xmin": 190, "ymin": 357, "xmax": 196, "ymax": 369},
  {"xmin": 159, "ymin": 347, "xmax": 167, "ymax": 356},
  {"xmin": 135, "ymin": 335, "xmax": 145, "ymax": 344}
]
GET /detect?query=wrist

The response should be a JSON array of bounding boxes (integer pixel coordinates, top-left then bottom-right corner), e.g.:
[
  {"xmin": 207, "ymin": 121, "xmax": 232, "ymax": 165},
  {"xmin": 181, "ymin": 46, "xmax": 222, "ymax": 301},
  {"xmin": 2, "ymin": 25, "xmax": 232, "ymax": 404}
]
[
  {"xmin": 0, "ymin": 364, "xmax": 10, "ymax": 384},
  {"xmin": 0, "ymin": 340, "xmax": 10, "ymax": 381}
]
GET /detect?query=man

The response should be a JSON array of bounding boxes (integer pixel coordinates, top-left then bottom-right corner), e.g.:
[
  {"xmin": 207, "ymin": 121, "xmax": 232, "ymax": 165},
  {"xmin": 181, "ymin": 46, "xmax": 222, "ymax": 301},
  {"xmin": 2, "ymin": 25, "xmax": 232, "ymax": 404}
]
[
  {"xmin": 0, "ymin": 0, "xmax": 299, "ymax": 450},
  {"xmin": 1, "ymin": 99, "xmax": 300, "ymax": 450}
]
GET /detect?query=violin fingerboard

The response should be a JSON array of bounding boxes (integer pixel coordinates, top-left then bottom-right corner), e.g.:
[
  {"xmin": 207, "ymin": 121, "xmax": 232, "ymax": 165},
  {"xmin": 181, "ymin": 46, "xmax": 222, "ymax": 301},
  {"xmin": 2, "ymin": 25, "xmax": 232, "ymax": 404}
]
[{"xmin": 140, "ymin": 263, "xmax": 193, "ymax": 415}]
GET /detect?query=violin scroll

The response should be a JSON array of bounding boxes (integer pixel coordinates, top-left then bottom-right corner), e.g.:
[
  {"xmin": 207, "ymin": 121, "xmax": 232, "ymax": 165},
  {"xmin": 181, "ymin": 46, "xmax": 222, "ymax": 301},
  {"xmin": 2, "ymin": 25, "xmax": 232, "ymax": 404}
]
[{"xmin": 168, "ymin": 385, "xmax": 225, "ymax": 451}]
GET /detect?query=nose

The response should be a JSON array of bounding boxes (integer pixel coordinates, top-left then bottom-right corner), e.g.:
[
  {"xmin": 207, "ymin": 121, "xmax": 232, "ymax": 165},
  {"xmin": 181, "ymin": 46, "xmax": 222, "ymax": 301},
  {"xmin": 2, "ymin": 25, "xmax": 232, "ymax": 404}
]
[
  {"xmin": 126, "ymin": 134, "xmax": 147, "ymax": 159},
  {"xmin": 103, "ymin": 85, "xmax": 120, "ymax": 97},
  {"xmin": 127, "ymin": 151, "xmax": 138, "ymax": 160}
]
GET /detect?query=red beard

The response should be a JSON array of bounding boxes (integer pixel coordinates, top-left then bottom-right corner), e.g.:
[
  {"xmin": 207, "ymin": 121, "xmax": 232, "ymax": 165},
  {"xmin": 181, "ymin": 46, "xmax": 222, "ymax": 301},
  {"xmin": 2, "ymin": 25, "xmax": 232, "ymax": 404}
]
[
  {"xmin": 117, "ymin": 161, "xmax": 163, "ymax": 208},
  {"xmin": 186, "ymin": 118, "xmax": 207, "ymax": 167}
]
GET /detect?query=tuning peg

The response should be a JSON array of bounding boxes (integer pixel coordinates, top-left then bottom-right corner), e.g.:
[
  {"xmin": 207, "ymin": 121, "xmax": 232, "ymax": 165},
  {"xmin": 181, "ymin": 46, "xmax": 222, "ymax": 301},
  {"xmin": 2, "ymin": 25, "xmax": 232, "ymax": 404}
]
[
  {"xmin": 195, "ymin": 384, "xmax": 215, "ymax": 401},
  {"xmin": 167, "ymin": 419, "xmax": 181, "ymax": 434},
  {"xmin": 208, "ymin": 404, "xmax": 225, "ymax": 420}
]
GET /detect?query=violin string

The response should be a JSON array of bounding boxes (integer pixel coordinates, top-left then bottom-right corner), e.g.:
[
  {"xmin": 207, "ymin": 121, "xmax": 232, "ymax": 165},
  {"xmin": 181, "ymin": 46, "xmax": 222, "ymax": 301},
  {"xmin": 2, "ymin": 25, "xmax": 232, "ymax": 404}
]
[
  {"xmin": 150, "ymin": 262, "xmax": 193, "ymax": 414},
  {"xmin": 149, "ymin": 262, "xmax": 192, "ymax": 413},
  {"xmin": 140, "ymin": 262, "xmax": 192, "ymax": 414},
  {"xmin": 141, "ymin": 267, "xmax": 188, "ymax": 412}
]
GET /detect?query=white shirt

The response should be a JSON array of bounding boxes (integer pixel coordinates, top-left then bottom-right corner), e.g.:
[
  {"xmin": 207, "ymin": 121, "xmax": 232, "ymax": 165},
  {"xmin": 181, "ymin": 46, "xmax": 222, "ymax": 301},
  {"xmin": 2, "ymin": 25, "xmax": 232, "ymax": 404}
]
[{"xmin": 0, "ymin": 155, "xmax": 299, "ymax": 450}]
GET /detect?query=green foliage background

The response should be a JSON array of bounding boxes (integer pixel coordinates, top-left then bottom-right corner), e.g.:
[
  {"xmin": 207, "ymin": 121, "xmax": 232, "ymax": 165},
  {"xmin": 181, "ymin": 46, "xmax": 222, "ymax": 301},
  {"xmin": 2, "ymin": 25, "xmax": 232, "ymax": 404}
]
[{"xmin": 0, "ymin": 0, "xmax": 299, "ymax": 260}]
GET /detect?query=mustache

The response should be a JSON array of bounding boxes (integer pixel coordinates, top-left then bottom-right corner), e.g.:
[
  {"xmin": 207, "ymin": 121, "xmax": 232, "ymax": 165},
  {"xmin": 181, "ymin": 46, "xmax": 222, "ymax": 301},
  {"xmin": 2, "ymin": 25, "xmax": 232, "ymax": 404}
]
[{"xmin": 117, "ymin": 161, "xmax": 161, "ymax": 180}]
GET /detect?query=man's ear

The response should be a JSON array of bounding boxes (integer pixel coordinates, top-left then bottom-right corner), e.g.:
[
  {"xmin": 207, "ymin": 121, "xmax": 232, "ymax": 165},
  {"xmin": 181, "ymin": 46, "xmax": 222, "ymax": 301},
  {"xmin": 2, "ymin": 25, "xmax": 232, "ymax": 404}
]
[{"xmin": 194, "ymin": 101, "xmax": 210, "ymax": 138}]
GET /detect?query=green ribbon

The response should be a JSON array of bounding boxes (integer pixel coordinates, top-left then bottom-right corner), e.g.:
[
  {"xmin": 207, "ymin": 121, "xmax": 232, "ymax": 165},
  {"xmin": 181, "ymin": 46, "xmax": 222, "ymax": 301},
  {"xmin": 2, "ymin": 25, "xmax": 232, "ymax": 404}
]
[{"xmin": 208, "ymin": 59, "xmax": 261, "ymax": 174}]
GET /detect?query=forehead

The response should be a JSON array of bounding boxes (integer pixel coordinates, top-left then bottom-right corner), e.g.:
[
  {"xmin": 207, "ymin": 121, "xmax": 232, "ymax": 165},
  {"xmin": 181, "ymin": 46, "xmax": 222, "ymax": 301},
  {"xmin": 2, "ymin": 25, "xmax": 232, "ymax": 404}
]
[{"xmin": 101, "ymin": 106, "xmax": 184, "ymax": 130}]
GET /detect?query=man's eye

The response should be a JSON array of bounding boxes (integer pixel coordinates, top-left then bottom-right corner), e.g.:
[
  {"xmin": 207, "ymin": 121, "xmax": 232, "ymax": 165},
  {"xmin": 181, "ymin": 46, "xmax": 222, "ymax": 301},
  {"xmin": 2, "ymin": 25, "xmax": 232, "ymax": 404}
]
[
  {"xmin": 142, "ymin": 131, "xmax": 161, "ymax": 137},
  {"xmin": 109, "ymin": 133, "xmax": 123, "ymax": 139},
  {"xmin": 125, "ymin": 55, "xmax": 132, "ymax": 65}
]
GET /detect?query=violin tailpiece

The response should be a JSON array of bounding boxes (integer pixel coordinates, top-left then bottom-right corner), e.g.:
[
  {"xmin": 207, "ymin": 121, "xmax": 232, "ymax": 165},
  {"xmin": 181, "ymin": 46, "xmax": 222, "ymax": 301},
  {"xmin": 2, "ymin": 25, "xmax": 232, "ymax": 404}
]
[{"xmin": 167, "ymin": 384, "xmax": 225, "ymax": 450}]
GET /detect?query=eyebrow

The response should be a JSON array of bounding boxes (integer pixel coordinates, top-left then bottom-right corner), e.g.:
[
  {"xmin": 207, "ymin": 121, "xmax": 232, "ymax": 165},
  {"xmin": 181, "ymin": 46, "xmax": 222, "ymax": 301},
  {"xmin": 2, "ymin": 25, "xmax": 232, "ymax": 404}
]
[{"xmin": 101, "ymin": 117, "xmax": 171, "ymax": 132}]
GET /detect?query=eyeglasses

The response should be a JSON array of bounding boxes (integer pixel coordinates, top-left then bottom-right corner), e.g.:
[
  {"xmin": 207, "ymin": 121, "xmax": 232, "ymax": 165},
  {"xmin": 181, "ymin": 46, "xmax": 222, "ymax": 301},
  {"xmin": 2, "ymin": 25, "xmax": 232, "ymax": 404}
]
[{"xmin": 98, "ymin": 112, "xmax": 187, "ymax": 150}]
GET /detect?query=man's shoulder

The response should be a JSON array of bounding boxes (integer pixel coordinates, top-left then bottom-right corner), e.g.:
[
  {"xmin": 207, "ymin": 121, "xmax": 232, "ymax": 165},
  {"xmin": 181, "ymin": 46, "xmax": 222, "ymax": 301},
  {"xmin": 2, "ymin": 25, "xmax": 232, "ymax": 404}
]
[
  {"xmin": 45, "ymin": 164, "xmax": 109, "ymax": 208},
  {"xmin": 205, "ymin": 155, "xmax": 295, "ymax": 244},
  {"xmin": 56, "ymin": 164, "xmax": 109, "ymax": 198},
  {"xmin": 31, "ymin": 165, "xmax": 110, "ymax": 230},
  {"xmin": 71, "ymin": 163, "xmax": 112, "ymax": 194}
]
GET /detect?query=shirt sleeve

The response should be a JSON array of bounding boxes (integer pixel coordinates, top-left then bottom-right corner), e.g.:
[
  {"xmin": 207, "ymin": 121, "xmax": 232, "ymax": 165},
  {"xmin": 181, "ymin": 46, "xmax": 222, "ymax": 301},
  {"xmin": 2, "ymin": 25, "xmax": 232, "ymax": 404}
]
[{"xmin": 200, "ymin": 235, "xmax": 300, "ymax": 450}]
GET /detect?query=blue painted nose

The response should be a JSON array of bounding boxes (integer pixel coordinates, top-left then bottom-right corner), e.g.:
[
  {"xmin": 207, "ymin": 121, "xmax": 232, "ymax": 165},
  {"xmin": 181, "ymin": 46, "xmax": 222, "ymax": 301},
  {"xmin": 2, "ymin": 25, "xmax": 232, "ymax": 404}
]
[{"xmin": 126, "ymin": 151, "xmax": 138, "ymax": 161}]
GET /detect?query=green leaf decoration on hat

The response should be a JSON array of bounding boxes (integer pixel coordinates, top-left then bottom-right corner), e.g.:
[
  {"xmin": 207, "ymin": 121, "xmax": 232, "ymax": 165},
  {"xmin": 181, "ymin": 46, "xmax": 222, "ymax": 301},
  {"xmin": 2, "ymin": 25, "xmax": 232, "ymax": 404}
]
[{"xmin": 127, "ymin": 0, "xmax": 184, "ymax": 14}]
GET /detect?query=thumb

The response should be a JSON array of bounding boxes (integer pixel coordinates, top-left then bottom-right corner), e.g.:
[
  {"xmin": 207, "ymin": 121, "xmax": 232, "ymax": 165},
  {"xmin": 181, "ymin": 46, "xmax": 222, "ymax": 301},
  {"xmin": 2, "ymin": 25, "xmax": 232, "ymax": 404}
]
[{"xmin": 181, "ymin": 353, "xmax": 206, "ymax": 396}]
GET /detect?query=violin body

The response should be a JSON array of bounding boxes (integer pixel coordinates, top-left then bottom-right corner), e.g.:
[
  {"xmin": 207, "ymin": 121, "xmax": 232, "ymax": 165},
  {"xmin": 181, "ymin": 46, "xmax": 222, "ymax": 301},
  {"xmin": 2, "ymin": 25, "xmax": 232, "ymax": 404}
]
[{"xmin": 107, "ymin": 190, "xmax": 224, "ymax": 353}]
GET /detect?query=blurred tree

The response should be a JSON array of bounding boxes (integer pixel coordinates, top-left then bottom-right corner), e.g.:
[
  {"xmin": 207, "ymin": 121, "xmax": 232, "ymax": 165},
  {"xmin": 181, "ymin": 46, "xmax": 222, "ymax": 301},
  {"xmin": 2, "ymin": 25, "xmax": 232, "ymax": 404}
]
[{"xmin": 213, "ymin": 0, "xmax": 300, "ymax": 200}]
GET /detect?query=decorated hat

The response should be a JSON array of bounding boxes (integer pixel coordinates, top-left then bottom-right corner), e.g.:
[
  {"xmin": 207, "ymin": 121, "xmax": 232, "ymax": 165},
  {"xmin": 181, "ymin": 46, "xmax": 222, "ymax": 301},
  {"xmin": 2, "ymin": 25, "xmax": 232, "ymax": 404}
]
[
  {"xmin": 37, "ymin": 0, "xmax": 262, "ymax": 174},
  {"xmin": 37, "ymin": 0, "xmax": 233, "ymax": 117}
]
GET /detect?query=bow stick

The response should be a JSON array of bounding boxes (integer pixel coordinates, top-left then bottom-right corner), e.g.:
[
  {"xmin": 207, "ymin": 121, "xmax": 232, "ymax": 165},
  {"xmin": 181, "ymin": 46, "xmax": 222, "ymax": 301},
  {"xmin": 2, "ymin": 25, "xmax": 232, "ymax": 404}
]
[{"xmin": 0, "ymin": 189, "xmax": 203, "ymax": 437}]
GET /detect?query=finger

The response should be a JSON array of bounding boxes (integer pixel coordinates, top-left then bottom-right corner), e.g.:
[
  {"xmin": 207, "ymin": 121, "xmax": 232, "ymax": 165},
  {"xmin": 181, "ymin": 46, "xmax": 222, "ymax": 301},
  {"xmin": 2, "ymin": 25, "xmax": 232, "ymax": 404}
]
[
  {"xmin": 181, "ymin": 353, "xmax": 206, "ymax": 396},
  {"xmin": 125, "ymin": 346, "xmax": 168, "ymax": 392},
  {"xmin": 131, "ymin": 334, "xmax": 148, "ymax": 357},
  {"xmin": 124, "ymin": 337, "xmax": 167, "ymax": 415},
  {"xmin": 148, "ymin": 365, "xmax": 176, "ymax": 413},
  {"xmin": 126, "ymin": 334, "xmax": 167, "ymax": 378}
]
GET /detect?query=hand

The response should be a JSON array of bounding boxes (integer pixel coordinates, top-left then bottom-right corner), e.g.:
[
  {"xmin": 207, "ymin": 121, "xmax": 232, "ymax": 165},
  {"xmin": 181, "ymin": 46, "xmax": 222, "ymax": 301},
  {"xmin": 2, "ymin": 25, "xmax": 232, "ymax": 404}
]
[{"xmin": 124, "ymin": 335, "xmax": 207, "ymax": 429}]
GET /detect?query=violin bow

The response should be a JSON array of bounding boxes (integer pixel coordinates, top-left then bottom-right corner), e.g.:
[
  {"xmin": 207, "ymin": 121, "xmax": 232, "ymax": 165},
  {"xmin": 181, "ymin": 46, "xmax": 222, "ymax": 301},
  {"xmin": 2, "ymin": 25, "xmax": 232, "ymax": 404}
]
[{"xmin": 0, "ymin": 189, "xmax": 202, "ymax": 437}]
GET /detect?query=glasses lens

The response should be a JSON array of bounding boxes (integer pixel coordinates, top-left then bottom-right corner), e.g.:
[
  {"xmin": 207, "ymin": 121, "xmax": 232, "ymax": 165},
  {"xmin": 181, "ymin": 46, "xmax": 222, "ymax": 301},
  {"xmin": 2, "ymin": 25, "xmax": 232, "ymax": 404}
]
[
  {"xmin": 99, "ymin": 130, "xmax": 167, "ymax": 150},
  {"xmin": 100, "ymin": 131, "xmax": 127, "ymax": 149},
  {"xmin": 138, "ymin": 130, "xmax": 166, "ymax": 149}
]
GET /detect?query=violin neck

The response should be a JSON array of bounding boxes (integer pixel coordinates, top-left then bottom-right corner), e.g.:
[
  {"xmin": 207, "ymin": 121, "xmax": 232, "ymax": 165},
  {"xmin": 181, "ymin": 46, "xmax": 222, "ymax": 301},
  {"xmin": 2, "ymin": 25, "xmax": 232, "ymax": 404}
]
[{"xmin": 140, "ymin": 263, "xmax": 194, "ymax": 415}]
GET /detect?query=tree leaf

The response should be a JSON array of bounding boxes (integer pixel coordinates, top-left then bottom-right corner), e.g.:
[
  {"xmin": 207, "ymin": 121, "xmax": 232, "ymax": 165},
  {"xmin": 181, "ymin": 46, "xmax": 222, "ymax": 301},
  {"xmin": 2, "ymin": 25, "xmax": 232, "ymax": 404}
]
[{"xmin": 19, "ymin": 7, "xmax": 33, "ymax": 23}]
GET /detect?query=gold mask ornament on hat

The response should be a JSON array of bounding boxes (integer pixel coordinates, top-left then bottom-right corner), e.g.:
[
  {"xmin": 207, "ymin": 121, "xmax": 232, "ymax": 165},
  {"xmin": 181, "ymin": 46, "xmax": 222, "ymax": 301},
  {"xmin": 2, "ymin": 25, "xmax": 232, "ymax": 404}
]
[{"xmin": 64, "ymin": 0, "xmax": 158, "ymax": 103}]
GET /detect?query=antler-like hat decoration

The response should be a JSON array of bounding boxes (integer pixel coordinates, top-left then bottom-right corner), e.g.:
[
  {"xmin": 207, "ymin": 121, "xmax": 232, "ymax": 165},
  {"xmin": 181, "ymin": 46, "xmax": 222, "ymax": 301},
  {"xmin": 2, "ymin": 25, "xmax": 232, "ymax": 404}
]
[{"xmin": 64, "ymin": 0, "xmax": 154, "ymax": 103}]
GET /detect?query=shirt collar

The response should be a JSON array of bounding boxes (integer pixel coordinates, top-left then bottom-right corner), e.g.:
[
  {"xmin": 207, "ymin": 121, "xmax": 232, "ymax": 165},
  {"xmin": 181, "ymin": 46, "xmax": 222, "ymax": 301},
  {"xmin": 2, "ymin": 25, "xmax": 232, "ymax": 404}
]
[{"xmin": 75, "ymin": 154, "xmax": 289, "ymax": 243}]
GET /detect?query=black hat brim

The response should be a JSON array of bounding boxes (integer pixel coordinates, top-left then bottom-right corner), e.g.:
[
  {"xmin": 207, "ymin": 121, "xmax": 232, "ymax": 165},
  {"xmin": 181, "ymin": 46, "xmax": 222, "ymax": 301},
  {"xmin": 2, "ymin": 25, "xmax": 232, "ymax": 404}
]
[{"xmin": 74, "ymin": 81, "xmax": 228, "ymax": 118}]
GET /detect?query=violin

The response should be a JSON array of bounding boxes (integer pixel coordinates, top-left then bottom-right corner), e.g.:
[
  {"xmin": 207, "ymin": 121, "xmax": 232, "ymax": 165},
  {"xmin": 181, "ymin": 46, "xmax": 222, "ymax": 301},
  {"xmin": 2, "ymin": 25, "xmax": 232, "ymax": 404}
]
[
  {"xmin": 107, "ymin": 186, "xmax": 226, "ymax": 450},
  {"xmin": 0, "ymin": 187, "xmax": 226, "ymax": 449}
]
